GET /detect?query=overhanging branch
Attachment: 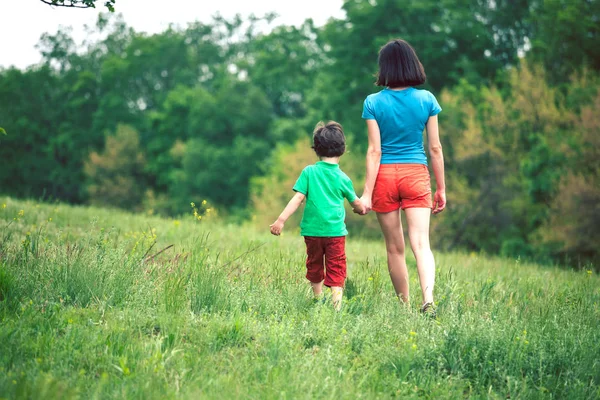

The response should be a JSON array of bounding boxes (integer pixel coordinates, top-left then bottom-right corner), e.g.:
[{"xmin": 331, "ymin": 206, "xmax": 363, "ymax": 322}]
[{"xmin": 40, "ymin": 0, "xmax": 92, "ymax": 8}]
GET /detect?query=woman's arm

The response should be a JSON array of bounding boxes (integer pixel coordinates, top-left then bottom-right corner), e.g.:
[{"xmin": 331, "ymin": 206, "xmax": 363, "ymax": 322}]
[
  {"xmin": 270, "ymin": 192, "xmax": 306, "ymax": 235},
  {"xmin": 360, "ymin": 119, "xmax": 382, "ymax": 213},
  {"xmin": 426, "ymin": 115, "xmax": 446, "ymax": 214}
]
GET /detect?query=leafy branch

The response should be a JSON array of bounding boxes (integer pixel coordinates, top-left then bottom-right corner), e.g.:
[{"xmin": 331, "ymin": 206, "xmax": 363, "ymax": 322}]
[{"xmin": 39, "ymin": 0, "xmax": 116, "ymax": 11}]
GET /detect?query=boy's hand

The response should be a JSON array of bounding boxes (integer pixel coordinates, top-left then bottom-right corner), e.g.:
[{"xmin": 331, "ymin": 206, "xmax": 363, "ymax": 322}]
[
  {"xmin": 270, "ymin": 219, "xmax": 284, "ymax": 236},
  {"xmin": 351, "ymin": 198, "xmax": 366, "ymax": 215}
]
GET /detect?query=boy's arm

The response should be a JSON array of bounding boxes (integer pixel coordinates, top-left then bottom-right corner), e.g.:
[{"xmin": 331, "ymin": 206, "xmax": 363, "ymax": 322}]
[
  {"xmin": 270, "ymin": 192, "xmax": 306, "ymax": 236},
  {"xmin": 342, "ymin": 175, "xmax": 365, "ymax": 215}
]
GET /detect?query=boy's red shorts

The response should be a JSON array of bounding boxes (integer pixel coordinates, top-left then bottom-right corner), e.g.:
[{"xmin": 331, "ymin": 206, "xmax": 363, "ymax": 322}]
[
  {"xmin": 372, "ymin": 164, "xmax": 433, "ymax": 213},
  {"xmin": 304, "ymin": 236, "xmax": 346, "ymax": 287}
]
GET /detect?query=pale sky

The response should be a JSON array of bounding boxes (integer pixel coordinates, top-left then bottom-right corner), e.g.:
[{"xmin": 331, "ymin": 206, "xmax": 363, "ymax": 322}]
[{"xmin": 0, "ymin": 0, "xmax": 345, "ymax": 69}]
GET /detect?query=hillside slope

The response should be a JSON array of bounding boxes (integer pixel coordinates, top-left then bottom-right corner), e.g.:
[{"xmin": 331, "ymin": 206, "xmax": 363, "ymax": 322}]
[{"xmin": 0, "ymin": 197, "xmax": 598, "ymax": 399}]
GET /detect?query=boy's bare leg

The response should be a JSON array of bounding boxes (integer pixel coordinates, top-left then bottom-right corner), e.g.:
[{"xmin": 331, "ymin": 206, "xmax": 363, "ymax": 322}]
[
  {"xmin": 331, "ymin": 286, "xmax": 343, "ymax": 311},
  {"xmin": 311, "ymin": 281, "xmax": 324, "ymax": 298}
]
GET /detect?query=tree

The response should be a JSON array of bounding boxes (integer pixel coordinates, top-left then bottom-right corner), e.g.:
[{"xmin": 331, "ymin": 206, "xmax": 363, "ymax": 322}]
[
  {"xmin": 166, "ymin": 78, "xmax": 275, "ymax": 211},
  {"xmin": 84, "ymin": 125, "xmax": 147, "ymax": 211},
  {"xmin": 311, "ymin": 0, "xmax": 531, "ymax": 145},
  {"xmin": 540, "ymin": 88, "xmax": 600, "ymax": 262},
  {"xmin": 0, "ymin": 65, "xmax": 66, "ymax": 201},
  {"xmin": 242, "ymin": 20, "xmax": 324, "ymax": 118},
  {"xmin": 529, "ymin": 0, "xmax": 600, "ymax": 83},
  {"xmin": 40, "ymin": 0, "xmax": 115, "ymax": 11}
]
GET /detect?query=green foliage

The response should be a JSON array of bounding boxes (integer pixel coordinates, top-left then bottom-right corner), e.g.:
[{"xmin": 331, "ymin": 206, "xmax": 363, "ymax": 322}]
[
  {"xmin": 312, "ymin": 0, "xmax": 533, "ymax": 140},
  {"xmin": 1, "ymin": 3, "xmax": 600, "ymax": 263},
  {"xmin": 42, "ymin": 0, "xmax": 116, "ymax": 11},
  {"xmin": 540, "ymin": 89, "xmax": 600, "ymax": 260},
  {"xmin": 84, "ymin": 125, "xmax": 147, "ymax": 211},
  {"xmin": 529, "ymin": 0, "xmax": 600, "ymax": 84},
  {"xmin": 0, "ymin": 197, "xmax": 599, "ymax": 398}
]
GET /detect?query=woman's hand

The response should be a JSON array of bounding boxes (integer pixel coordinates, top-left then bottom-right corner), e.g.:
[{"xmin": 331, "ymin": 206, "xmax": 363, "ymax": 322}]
[
  {"xmin": 359, "ymin": 194, "xmax": 372, "ymax": 215},
  {"xmin": 432, "ymin": 191, "xmax": 446, "ymax": 214}
]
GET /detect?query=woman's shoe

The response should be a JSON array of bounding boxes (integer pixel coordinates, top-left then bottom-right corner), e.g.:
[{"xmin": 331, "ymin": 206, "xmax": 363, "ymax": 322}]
[{"xmin": 420, "ymin": 302, "xmax": 437, "ymax": 319}]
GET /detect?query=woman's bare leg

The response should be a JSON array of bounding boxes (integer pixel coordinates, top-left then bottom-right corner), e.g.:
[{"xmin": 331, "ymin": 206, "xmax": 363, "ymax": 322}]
[
  {"xmin": 376, "ymin": 210, "xmax": 409, "ymax": 303},
  {"xmin": 404, "ymin": 208, "xmax": 435, "ymax": 305}
]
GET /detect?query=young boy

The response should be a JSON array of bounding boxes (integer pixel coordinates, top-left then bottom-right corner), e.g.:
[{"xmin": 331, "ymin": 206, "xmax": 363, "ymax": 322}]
[{"xmin": 270, "ymin": 121, "xmax": 365, "ymax": 310}]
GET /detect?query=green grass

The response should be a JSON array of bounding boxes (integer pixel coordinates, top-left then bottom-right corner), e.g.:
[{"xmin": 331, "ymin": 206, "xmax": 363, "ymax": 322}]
[{"xmin": 0, "ymin": 196, "xmax": 598, "ymax": 399}]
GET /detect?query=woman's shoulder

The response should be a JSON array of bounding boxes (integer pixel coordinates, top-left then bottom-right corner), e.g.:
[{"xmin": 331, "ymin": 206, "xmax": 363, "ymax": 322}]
[
  {"xmin": 364, "ymin": 89, "xmax": 386, "ymax": 102},
  {"xmin": 411, "ymin": 87, "xmax": 437, "ymax": 99}
]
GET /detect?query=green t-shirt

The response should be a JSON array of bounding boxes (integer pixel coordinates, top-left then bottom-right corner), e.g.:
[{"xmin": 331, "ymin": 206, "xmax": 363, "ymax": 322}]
[{"xmin": 293, "ymin": 161, "xmax": 358, "ymax": 237}]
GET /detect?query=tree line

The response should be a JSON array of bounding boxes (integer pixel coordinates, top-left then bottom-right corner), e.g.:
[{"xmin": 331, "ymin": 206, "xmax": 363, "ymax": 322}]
[{"xmin": 1, "ymin": 0, "xmax": 598, "ymax": 264}]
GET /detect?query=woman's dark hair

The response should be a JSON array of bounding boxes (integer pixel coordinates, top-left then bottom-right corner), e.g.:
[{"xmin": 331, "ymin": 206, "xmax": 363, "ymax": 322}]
[
  {"xmin": 375, "ymin": 39, "xmax": 426, "ymax": 87},
  {"xmin": 312, "ymin": 121, "xmax": 346, "ymax": 158}
]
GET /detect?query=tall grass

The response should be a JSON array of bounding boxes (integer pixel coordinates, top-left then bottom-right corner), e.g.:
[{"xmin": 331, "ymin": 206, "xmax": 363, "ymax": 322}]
[{"xmin": 0, "ymin": 196, "xmax": 598, "ymax": 399}]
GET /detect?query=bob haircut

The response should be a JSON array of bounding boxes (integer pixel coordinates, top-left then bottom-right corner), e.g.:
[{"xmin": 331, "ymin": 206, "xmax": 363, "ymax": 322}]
[
  {"xmin": 375, "ymin": 39, "xmax": 426, "ymax": 87},
  {"xmin": 312, "ymin": 121, "xmax": 346, "ymax": 158}
]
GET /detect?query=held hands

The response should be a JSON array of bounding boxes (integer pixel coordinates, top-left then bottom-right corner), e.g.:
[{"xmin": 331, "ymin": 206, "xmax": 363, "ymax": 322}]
[
  {"xmin": 357, "ymin": 195, "xmax": 372, "ymax": 215},
  {"xmin": 270, "ymin": 219, "xmax": 285, "ymax": 236},
  {"xmin": 432, "ymin": 191, "xmax": 446, "ymax": 214}
]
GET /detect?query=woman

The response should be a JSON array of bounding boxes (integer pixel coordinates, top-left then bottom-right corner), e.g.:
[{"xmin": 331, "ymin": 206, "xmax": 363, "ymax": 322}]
[{"xmin": 360, "ymin": 39, "xmax": 446, "ymax": 317}]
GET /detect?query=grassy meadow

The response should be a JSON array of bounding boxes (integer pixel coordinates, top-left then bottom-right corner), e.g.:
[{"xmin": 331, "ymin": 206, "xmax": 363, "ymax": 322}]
[{"xmin": 0, "ymin": 196, "xmax": 598, "ymax": 399}]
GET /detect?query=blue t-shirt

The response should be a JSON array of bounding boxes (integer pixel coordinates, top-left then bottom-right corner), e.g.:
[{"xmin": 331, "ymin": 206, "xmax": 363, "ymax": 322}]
[{"xmin": 362, "ymin": 87, "xmax": 442, "ymax": 165}]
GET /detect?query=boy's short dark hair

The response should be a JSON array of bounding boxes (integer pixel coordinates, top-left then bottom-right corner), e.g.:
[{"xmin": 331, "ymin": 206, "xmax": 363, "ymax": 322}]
[
  {"xmin": 312, "ymin": 121, "xmax": 346, "ymax": 158},
  {"xmin": 376, "ymin": 39, "xmax": 426, "ymax": 87}
]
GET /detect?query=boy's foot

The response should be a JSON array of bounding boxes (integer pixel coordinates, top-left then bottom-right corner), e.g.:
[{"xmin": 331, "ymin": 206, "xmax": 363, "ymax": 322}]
[
  {"xmin": 312, "ymin": 295, "xmax": 326, "ymax": 305},
  {"xmin": 420, "ymin": 302, "xmax": 437, "ymax": 319}
]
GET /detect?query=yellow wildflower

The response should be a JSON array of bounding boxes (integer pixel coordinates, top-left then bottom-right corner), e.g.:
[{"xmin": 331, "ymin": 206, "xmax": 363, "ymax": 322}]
[
  {"xmin": 18, "ymin": 209, "xmax": 24, "ymax": 217},
  {"xmin": 1, "ymin": 203, "xmax": 6, "ymax": 209},
  {"xmin": 202, "ymin": 200, "xmax": 207, "ymax": 206},
  {"xmin": 190, "ymin": 202, "xmax": 195, "ymax": 208}
]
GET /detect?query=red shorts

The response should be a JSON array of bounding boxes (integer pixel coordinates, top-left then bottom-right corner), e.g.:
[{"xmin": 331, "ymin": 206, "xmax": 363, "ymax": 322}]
[
  {"xmin": 372, "ymin": 164, "xmax": 432, "ymax": 213},
  {"xmin": 304, "ymin": 236, "xmax": 346, "ymax": 287}
]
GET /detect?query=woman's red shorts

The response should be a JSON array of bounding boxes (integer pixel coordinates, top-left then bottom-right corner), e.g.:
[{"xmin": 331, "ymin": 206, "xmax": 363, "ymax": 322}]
[{"xmin": 372, "ymin": 164, "xmax": 432, "ymax": 213}]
